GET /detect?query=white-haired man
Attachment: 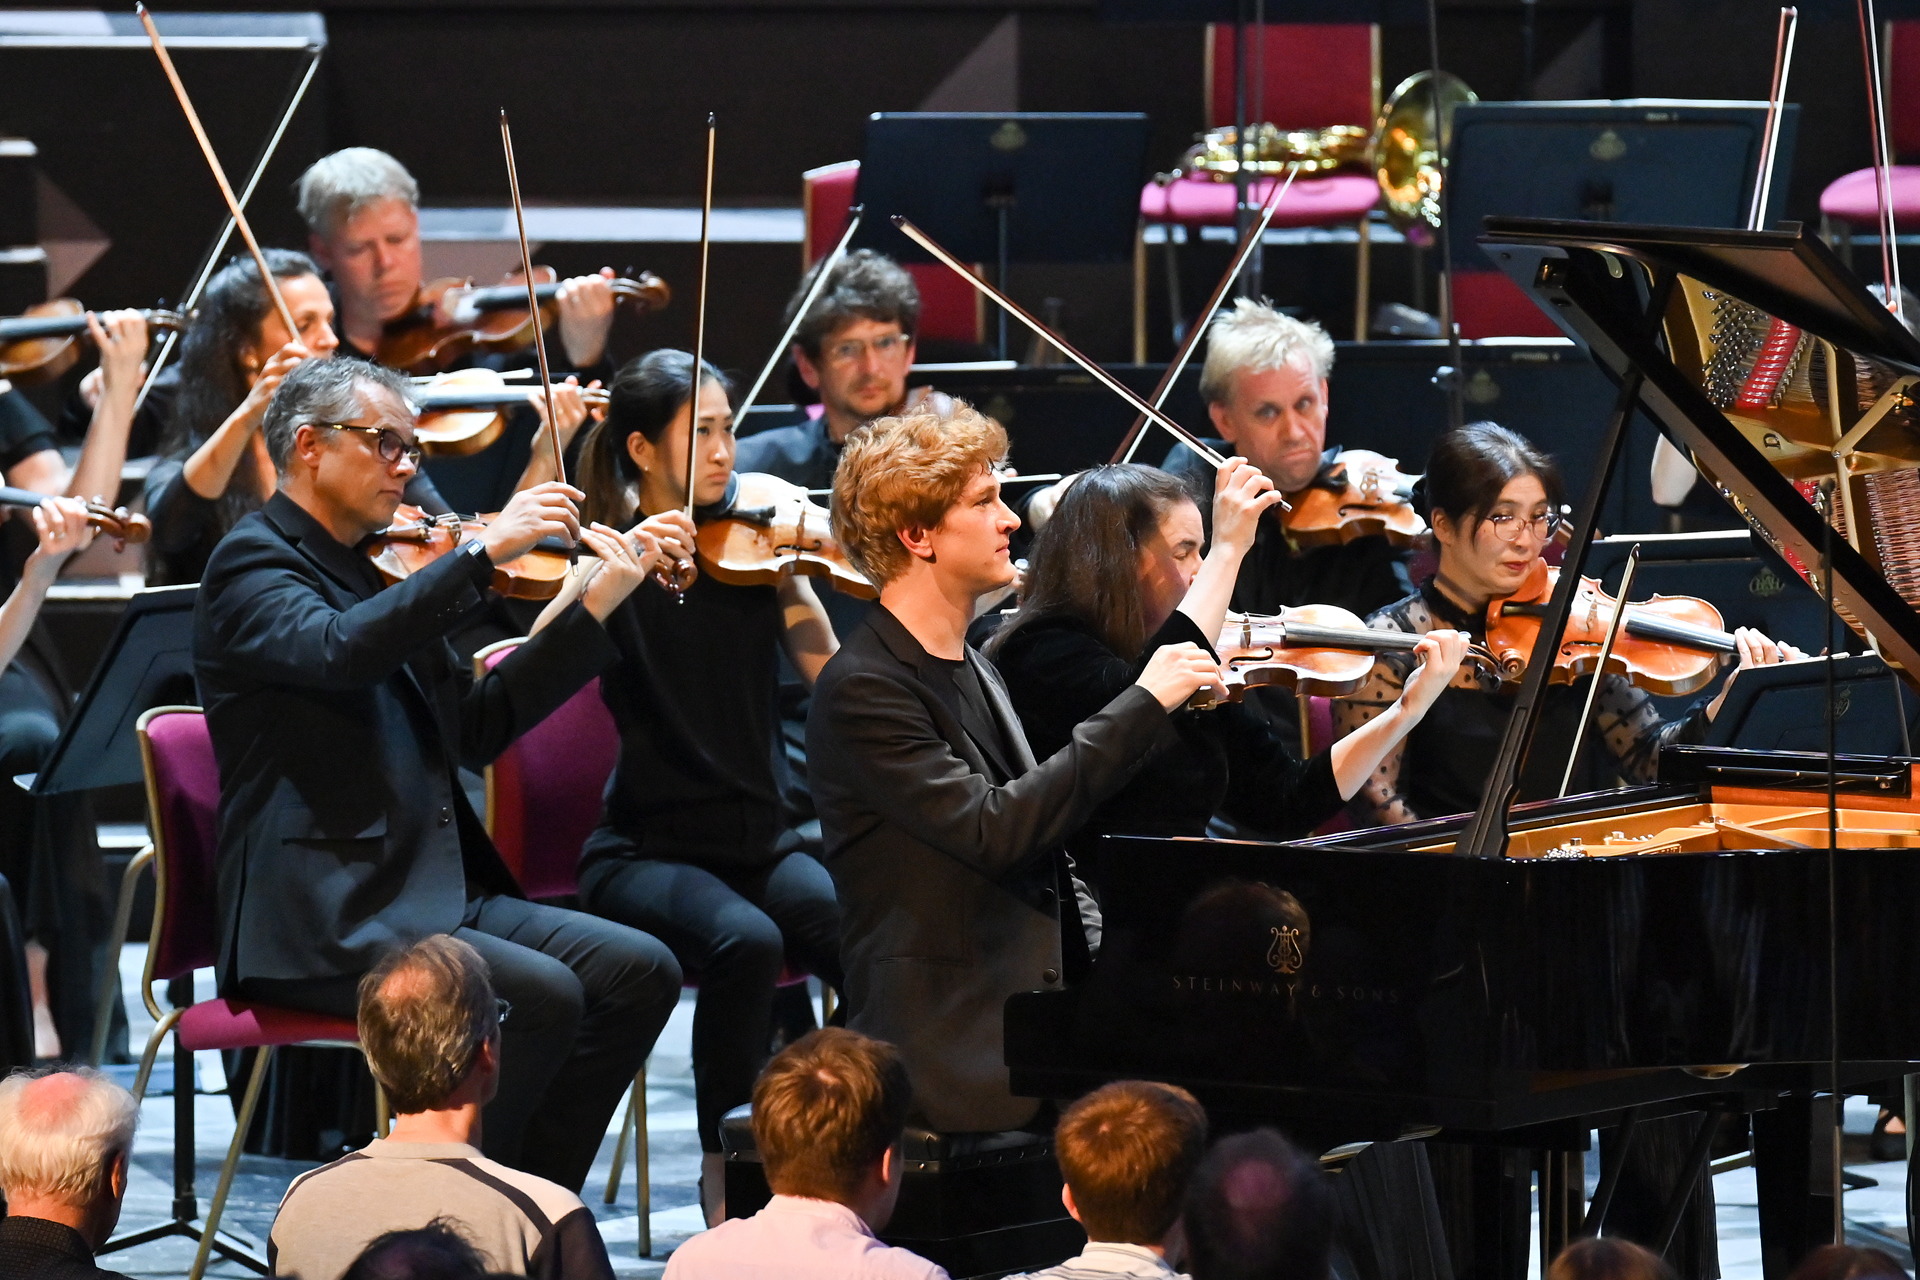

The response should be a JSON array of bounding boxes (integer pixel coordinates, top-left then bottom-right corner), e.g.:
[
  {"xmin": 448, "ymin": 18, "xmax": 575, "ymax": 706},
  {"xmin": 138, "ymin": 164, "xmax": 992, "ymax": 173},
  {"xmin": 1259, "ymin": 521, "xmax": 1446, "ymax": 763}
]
[
  {"xmin": 0, "ymin": 1067, "xmax": 140, "ymax": 1280},
  {"xmin": 295, "ymin": 148, "xmax": 617, "ymax": 512},
  {"xmin": 1160, "ymin": 299, "xmax": 1412, "ymax": 619}
]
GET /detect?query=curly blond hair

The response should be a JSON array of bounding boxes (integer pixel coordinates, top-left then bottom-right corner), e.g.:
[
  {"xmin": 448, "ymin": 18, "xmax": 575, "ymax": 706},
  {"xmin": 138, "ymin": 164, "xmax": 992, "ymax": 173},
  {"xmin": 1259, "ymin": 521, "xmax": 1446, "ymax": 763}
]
[{"xmin": 831, "ymin": 402, "xmax": 1008, "ymax": 587}]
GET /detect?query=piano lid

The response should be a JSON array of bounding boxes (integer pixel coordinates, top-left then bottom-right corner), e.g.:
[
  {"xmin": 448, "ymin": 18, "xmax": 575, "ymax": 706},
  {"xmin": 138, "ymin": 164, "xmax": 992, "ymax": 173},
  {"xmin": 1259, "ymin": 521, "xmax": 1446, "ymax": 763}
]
[{"xmin": 1476, "ymin": 217, "xmax": 1920, "ymax": 686}]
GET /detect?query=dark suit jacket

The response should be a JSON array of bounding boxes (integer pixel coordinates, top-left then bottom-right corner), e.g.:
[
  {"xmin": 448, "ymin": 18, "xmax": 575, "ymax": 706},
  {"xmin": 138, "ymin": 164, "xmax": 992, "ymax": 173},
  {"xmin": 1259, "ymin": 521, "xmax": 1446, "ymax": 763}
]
[
  {"xmin": 194, "ymin": 492, "xmax": 618, "ymax": 988},
  {"xmin": 807, "ymin": 605, "xmax": 1177, "ymax": 1132},
  {"xmin": 0, "ymin": 1217, "xmax": 131, "ymax": 1280}
]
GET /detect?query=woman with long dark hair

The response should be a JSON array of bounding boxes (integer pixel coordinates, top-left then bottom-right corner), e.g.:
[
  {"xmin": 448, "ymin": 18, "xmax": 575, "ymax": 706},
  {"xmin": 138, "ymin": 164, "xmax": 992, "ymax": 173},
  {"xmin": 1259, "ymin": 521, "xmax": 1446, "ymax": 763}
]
[
  {"xmin": 1333, "ymin": 420, "xmax": 1803, "ymax": 826},
  {"xmin": 986, "ymin": 460, "xmax": 1466, "ymax": 841},
  {"xmin": 534, "ymin": 348, "xmax": 842, "ymax": 1224}
]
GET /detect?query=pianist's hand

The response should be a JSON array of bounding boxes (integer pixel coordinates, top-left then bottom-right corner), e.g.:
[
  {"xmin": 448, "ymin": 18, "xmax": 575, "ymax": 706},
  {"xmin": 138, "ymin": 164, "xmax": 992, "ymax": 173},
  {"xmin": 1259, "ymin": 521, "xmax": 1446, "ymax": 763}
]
[
  {"xmin": 481, "ymin": 481, "xmax": 584, "ymax": 563},
  {"xmin": 1402, "ymin": 629, "xmax": 1472, "ymax": 716},
  {"xmin": 1136, "ymin": 641, "xmax": 1225, "ymax": 711},
  {"xmin": 1705, "ymin": 626, "xmax": 1810, "ymax": 722}
]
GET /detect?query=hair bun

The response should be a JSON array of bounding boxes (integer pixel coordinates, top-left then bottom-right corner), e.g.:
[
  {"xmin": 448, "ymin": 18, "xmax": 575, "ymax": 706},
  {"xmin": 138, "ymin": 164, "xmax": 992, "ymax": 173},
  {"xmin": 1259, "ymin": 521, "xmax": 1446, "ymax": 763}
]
[{"xmin": 1408, "ymin": 474, "xmax": 1431, "ymax": 519}]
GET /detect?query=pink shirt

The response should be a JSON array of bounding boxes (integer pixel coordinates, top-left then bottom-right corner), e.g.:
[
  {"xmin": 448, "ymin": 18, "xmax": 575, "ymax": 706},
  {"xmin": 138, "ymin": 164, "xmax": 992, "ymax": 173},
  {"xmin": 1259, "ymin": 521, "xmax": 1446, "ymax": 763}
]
[{"xmin": 663, "ymin": 1195, "xmax": 948, "ymax": 1280}]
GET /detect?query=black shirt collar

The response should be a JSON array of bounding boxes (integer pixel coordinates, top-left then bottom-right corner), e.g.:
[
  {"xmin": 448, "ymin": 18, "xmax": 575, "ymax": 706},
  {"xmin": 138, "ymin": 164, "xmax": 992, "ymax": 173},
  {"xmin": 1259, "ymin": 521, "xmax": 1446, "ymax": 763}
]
[
  {"xmin": 0, "ymin": 1215, "xmax": 94, "ymax": 1258},
  {"xmin": 1419, "ymin": 575, "xmax": 1489, "ymax": 636}
]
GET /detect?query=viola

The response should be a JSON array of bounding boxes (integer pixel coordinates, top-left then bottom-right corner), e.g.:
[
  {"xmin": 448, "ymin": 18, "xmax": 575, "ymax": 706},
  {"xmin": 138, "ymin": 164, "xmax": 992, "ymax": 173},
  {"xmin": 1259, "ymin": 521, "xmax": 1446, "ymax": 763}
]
[
  {"xmin": 0, "ymin": 485, "xmax": 151, "ymax": 545},
  {"xmin": 1200, "ymin": 605, "xmax": 1493, "ymax": 706},
  {"xmin": 410, "ymin": 368, "xmax": 609, "ymax": 457},
  {"xmin": 1282, "ymin": 449, "xmax": 1426, "ymax": 548},
  {"xmin": 0, "ymin": 302, "xmax": 187, "ymax": 384},
  {"xmin": 694, "ymin": 473, "xmax": 875, "ymax": 599},
  {"xmin": 366, "ymin": 505, "xmax": 571, "ymax": 601},
  {"xmin": 377, "ymin": 269, "xmax": 670, "ymax": 375},
  {"xmin": 1485, "ymin": 558, "xmax": 1738, "ymax": 696}
]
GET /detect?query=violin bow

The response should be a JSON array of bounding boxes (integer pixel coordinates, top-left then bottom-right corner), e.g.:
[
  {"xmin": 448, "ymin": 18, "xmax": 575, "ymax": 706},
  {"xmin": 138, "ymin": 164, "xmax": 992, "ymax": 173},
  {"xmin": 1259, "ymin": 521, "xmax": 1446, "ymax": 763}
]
[
  {"xmin": 732, "ymin": 206, "xmax": 863, "ymax": 425},
  {"xmin": 894, "ymin": 217, "xmax": 1261, "ymax": 488},
  {"xmin": 685, "ymin": 112, "xmax": 716, "ymax": 520},
  {"xmin": 137, "ymin": 4, "xmax": 301, "ymax": 345},
  {"xmin": 1556, "ymin": 543, "xmax": 1641, "ymax": 798},
  {"xmin": 499, "ymin": 110, "xmax": 565, "ymax": 483},
  {"xmin": 136, "ymin": 38, "xmax": 322, "ymax": 417},
  {"xmin": 1114, "ymin": 165, "xmax": 1298, "ymax": 465}
]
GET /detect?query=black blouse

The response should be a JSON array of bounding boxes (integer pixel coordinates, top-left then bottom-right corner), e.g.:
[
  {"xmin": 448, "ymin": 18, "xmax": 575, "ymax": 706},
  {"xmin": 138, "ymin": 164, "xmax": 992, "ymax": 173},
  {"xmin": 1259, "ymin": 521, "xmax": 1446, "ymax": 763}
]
[{"xmin": 990, "ymin": 610, "xmax": 1343, "ymax": 840}]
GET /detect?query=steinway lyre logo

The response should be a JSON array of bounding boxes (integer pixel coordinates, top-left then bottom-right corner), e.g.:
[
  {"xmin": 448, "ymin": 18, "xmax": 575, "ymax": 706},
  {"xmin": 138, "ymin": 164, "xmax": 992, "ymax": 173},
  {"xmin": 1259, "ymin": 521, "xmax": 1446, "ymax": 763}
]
[{"xmin": 1267, "ymin": 925, "xmax": 1306, "ymax": 975}]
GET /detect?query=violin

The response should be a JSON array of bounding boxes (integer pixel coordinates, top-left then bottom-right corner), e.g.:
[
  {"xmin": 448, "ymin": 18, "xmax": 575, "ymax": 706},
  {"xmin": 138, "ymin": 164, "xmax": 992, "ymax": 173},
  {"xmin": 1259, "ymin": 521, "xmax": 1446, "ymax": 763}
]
[
  {"xmin": 366, "ymin": 505, "xmax": 571, "ymax": 601},
  {"xmin": 1199, "ymin": 605, "xmax": 1493, "ymax": 706},
  {"xmin": 1484, "ymin": 558, "xmax": 1738, "ymax": 696},
  {"xmin": 410, "ymin": 368, "xmax": 609, "ymax": 457},
  {"xmin": 0, "ymin": 485, "xmax": 151, "ymax": 545},
  {"xmin": 377, "ymin": 268, "xmax": 670, "ymax": 374},
  {"xmin": 1282, "ymin": 449, "xmax": 1427, "ymax": 548},
  {"xmin": 693, "ymin": 473, "xmax": 875, "ymax": 599},
  {"xmin": 0, "ymin": 302, "xmax": 187, "ymax": 384}
]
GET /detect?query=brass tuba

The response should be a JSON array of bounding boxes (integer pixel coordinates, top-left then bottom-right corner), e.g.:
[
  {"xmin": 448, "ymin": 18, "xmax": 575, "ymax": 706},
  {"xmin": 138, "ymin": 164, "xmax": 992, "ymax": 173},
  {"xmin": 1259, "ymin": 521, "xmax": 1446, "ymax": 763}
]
[{"xmin": 1370, "ymin": 70, "xmax": 1478, "ymax": 230}]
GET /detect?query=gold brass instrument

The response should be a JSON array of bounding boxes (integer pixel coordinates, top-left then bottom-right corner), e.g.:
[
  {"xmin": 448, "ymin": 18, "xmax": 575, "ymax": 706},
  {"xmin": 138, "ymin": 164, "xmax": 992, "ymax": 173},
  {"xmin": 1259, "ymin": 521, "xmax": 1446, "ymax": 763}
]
[
  {"xmin": 1180, "ymin": 123, "xmax": 1371, "ymax": 179},
  {"xmin": 1370, "ymin": 70, "xmax": 1478, "ymax": 230}
]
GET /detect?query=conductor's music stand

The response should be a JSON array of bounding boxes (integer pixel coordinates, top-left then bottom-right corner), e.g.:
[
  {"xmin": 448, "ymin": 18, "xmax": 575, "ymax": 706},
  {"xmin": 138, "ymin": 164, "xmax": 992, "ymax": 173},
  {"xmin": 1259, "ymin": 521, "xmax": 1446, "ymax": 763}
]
[
  {"xmin": 853, "ymin": 112, "xmax": 1151, "ymax": 359},
  {"xmin": 27, "ymin": 585, "xmax": 198, "ymax": 795}
]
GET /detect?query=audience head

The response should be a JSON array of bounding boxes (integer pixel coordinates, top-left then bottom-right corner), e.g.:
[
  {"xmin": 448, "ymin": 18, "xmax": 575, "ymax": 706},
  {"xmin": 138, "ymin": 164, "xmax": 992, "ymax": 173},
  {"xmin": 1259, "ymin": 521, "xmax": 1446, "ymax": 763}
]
[
  {"xmin": 340, "ymin": 1220, "xmax": 491, "ymax": 1280},
  {"xmin": 297, "ymin": 147, "xmax": 424, "ymax": 328},
  {"xmin": 0, "ymin": 1066, "xmax": 141, "ymax": 1247},
  {"xmin": 1418, "ymin": 421, "xmax": 1564, "ymax": 607},
  {"xmin": 1198, "ymin": 300, "xmax": 1335, "ymax": 493},
  {"xmin": 1054, "ymin": 1081, "xmax": 1208, "ymax": 1249},
  {"xmin": 1181, "ymin": 1128, "xmax": 1332, "ymax": 1280},
  {"xmin": 785, "ymin": 249, "xmax": 919, "ymax": 438},
  {"xmin": 1548, "ymin": 1238, "xmax": 1678, "ymax": 1280},
  {"xmin": 576, "ymin": 348, "xmax": 734, "ymax": 527},
  {"xmin": 1786, "ymin": 1245, "xmax": 1911, "ymax": 1280},
  {"xmin": 831, "ymin": 402, "xmax": 1012, "ymax": 593},
  {"xmin": 751, "ymin": 1028, "xmax": 913, "ymax": 1227},
  {"xmin": 984, "ymin": 464, "xmax": 1198, "ymax": 663},
  {"xmin": 357, "ymin": 934, "xmax": 502, "ymax": 1117}
]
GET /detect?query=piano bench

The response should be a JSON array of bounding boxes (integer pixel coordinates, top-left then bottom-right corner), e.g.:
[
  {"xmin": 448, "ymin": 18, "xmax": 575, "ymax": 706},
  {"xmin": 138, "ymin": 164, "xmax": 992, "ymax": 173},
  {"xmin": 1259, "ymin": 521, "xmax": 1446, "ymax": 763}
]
[{"xmin": 719, "ymin": 1105, "xmax": 1087, "ymax": 1279}]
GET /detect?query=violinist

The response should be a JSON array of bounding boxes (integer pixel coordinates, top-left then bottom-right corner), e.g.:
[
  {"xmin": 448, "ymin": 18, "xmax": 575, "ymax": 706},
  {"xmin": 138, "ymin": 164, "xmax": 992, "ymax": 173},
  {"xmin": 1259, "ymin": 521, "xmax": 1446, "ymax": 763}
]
[
  {"xmin": 143, "ymin": 249, "xmax": 452, "ymax": 586},
  {"xmin": 1158, "ymin": 300, "xmax": 1412, "ymax": 617},
  {"xmin": 734, "ymin": 249, "xmax": 923, "ymax": 490},
  {"xmin": 1334, "ymin": 421, "xmax": 1805, "ymax": 826},
  {"xmin": 986, "ymin": 462, "xmax": 1467, "ymax": 845},
  {"xmin": 296, "ymin": 148, "xmax": 619, "ymax": 512},
  {"xmin": 540, "ymin": 349, "xmax": 842, "ymax": 1226},
  {"xmin": 194, "ymin": 356, "xmax": 682, "ymax": 1191}
]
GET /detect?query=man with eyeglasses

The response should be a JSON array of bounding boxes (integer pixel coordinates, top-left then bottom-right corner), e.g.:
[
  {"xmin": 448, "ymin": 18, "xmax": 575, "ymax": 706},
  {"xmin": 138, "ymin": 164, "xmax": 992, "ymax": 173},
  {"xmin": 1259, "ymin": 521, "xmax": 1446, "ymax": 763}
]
[
  {"xmin": 193, "ymin": 357, "xmax": 684, "ymax": 1193},
  {"xmin": 269, "ymin": 935, "xmax": 617, "ymax": 1280}
]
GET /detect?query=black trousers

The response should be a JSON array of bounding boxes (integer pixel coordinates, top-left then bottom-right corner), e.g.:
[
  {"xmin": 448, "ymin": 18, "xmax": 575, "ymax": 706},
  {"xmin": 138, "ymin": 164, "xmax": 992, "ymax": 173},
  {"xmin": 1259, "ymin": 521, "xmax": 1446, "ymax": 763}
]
[
  {"xmin": 580, "ymin": 844, "xmax": 843, "ymax": 1152},
  {"xmin": 241, "ymin": 894, "xmax": 681, "ymax": 1192}
]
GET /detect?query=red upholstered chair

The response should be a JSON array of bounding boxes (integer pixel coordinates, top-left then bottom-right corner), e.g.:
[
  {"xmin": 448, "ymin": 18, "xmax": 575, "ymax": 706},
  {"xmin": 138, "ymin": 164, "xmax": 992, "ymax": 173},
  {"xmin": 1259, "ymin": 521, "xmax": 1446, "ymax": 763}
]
[
  {"xmin": 1821, "ymin": 21, "xmax": 1920, "ymax": 260},
  {"xmin": 803, "ymin": 161, "xmax": 984, "ymax": 347},
  {"xmin": 95, "ymin": 707, "xmax": 384, "ymax": 1280},
  {"xmin": 1137, "ymin": 23, "xmax": 1382, "ymax": 355},
  {"xmin": 473, "ymin": 640, "xmax": 831, "ymax": 1256}
]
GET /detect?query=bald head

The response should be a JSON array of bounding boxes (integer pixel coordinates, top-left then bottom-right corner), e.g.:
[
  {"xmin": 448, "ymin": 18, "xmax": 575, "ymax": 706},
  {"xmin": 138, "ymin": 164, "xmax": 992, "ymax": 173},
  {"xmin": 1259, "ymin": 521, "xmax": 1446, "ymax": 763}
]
[
  {"xmin": 0, "ymin": 1067, "xmax": 139, "ymax": 1229},
  {"xmin": 357, "ymin": 935, "xmax": 498, "ymax": 1116}
]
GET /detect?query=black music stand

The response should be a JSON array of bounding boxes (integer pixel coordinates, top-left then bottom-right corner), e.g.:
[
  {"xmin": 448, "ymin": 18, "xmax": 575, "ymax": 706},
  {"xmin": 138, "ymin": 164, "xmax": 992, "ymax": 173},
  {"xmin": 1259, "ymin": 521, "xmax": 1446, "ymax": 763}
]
[
  {"xmin": 853, "ymin": 113, "xmax": 1151, "ymax": 360},
  {"xmin": 1705, "ymin": 653, "xmax": 1918, "ymax": 757},
  {"xmin": 28, "ymin": 585, "xmax": 197, "ymax": 795}
]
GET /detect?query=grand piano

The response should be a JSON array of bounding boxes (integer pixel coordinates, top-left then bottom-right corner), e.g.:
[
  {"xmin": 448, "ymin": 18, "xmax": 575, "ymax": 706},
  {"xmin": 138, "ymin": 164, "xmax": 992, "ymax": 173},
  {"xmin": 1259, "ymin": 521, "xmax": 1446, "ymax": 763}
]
[{"xmin": 1004, "ymin": 222, "xmax": 1920, "ymax": 1280}]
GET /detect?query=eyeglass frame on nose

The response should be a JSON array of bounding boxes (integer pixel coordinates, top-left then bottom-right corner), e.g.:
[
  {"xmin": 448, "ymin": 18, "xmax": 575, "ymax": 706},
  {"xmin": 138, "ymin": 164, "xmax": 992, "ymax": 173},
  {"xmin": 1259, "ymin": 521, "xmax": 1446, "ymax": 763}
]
[
  {"xmin": 822, "ymin": 331, "xmax": 909, "ymax": 367},
  {"xmin": 309, "ymin": 421, "xmax": 424, "ymax": 468},
  {"xmin": 1484, "ymin": 511, "xmax": 1561, "ymax": 544}
]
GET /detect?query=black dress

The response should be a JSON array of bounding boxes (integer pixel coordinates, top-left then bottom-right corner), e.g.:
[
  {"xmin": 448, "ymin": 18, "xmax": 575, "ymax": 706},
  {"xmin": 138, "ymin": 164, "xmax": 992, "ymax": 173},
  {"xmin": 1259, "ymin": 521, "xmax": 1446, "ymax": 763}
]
[{"xmin": 990, "ymin": 610, "xmax": 1343, "ymax": 842}]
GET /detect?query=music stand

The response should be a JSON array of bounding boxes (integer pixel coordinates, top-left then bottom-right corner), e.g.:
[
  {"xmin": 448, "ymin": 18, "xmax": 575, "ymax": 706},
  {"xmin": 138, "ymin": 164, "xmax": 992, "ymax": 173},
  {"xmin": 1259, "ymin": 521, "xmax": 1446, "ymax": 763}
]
[
  {"xmin": 28, "ymin": 585, "xmax": 197, "ymax": 795},
  {"xmin": 1704, "ymin": 653, "xmax": 1917, "ymax": 757},
  {"xmin": 853, "ymin": 112, "xmax": 1151, "ymax": 359}
]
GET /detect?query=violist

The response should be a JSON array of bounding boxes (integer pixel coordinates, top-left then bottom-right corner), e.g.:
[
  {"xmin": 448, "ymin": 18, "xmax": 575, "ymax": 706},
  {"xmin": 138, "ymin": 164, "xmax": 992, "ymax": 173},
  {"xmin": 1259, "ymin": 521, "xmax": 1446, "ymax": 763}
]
[{"xmin": 538, "ymin": 349, "xmax": 844, "ymax": 1227}]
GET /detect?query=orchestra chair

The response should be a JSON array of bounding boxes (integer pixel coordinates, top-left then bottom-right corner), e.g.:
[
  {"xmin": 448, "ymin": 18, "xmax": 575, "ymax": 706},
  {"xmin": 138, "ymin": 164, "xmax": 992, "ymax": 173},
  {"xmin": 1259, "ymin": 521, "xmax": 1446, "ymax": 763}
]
[
  {"xmin": 803, "ymin": 161, "xmax": 985, "ymax": 348},
  {"xmin": 1820, "ymin": 20, "xmax": 1920, "ymax": 263},
  {"xmin": 474, "ymin": 638, "xmax": 834, "ymax": 1257},
  {"xmin": 94, "ymin": 706, "xmax": 387, "ymax": 1280},
  {"xmin": 1136, "ymin": 23, "xmax": 1382, "ymax": 358}
]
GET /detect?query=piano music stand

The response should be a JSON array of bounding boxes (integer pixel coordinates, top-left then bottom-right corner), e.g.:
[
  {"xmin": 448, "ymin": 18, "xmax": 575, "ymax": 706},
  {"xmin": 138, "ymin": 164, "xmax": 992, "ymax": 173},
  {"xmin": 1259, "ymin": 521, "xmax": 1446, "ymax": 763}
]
[
  {"xmin": 27, "ymin": 585, "xmax": 197, "ymax": 796},
  {"xmin": 1705, "ymin": 653, "xmax": 1918, "ymax": 757},
  {"xmin": 852, "ymin": 113, "xmax": 1151, "ymax": 360}
]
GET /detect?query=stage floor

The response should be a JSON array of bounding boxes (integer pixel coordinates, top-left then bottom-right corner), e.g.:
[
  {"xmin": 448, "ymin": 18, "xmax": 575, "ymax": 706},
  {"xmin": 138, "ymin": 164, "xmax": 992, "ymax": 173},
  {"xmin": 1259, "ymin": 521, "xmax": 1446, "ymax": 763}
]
[{"xmin": 91, "ymin": 947, "xmax": 1915, "ymax": 1280}]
